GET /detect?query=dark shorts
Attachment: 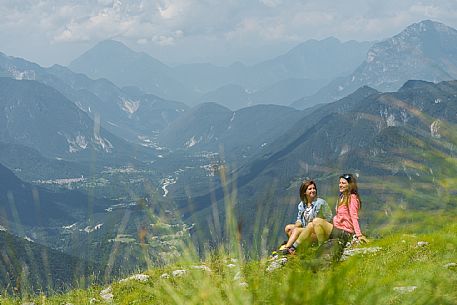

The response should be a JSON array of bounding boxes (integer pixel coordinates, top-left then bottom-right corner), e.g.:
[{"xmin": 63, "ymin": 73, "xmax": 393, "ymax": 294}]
[{"xmin": 329, "ymin": 227, "xmax": 352, "ymax": 244}]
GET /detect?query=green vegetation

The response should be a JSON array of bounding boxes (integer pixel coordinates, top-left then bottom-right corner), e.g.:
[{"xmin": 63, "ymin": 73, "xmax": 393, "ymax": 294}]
[
  {"xmin": 1, "ymin": 209, "xmax": 456, "ymax": 305},
  {"xmin": 3, "ymin": 79, "xmax": 457, "ymax": 304}
]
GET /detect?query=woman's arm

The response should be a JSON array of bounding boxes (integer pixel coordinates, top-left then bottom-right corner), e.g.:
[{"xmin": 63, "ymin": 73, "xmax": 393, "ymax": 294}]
[
  {"xmin": 295, "ymin": 202, "xmax": 304, "ymax": 226},
  {"xmin": 319, "ymin": 199, "xmax": 333, "ymax": 223},
  {"xmin": 348, "ymin": 194, "xmax": 364, "ymax": 239}
]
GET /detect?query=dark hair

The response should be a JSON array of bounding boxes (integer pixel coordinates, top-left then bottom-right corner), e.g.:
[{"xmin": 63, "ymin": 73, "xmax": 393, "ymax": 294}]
[
  {"xmin": 339, "ymin": 174, "xmax": 362, "ymax": 207},
  {"xmin": 299, "ymin": 179, "xmax": 316, "ymax": 203}
]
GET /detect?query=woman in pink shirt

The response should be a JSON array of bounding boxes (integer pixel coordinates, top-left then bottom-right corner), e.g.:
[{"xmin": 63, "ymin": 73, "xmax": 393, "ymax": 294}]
[{"xmin": 312, "ymin": 173, "xmax": 368, "ymax": 244}]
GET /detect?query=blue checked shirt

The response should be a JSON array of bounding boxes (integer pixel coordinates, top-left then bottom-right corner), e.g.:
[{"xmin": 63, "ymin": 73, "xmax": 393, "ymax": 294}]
[{"xmin": 296, "ymin": 198, "xmax": 332, "ymax": 227}]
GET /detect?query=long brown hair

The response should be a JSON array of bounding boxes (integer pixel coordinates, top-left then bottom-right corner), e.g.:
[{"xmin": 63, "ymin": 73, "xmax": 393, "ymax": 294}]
[
  {"xmin": 339, "ymin": 174, "xmax": 362, "ymax": 208},
  {"xmin": 299, "ymin": 179, "xmax": 316, "ymax": 203}
]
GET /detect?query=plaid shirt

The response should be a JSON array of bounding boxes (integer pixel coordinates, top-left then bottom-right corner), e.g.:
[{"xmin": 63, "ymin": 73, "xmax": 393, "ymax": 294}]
[{"xmin": 296, "ymin": 198, "xmax": 332, "ymax": 226}]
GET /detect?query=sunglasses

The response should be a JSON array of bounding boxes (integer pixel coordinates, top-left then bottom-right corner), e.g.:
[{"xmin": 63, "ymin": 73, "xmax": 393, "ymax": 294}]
[{"xmin": 340, "ymin": 173, "xmax": 353, "ymax": 181}]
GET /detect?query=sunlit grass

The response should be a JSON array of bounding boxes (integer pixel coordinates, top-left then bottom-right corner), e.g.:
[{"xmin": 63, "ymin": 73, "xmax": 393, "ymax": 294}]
[
  {"xmin": 3, "ymin": 216, "xmax": 456, "ymax": 305},
  {"xmin": 3, "ymin": 90, "xmax": 457, "ymax": 304}
]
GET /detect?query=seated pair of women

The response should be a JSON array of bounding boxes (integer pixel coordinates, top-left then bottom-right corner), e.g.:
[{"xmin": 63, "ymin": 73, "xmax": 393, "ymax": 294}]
[{"xmin": 281, "ymin": 174, "xmax": 368, "ymax": 255}]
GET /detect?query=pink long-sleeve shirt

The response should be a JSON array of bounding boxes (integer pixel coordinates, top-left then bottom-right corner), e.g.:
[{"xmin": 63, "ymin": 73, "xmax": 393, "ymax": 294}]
[{"xmin": 332, "ymin": 194, "xmax": 362, "ymax": 237}]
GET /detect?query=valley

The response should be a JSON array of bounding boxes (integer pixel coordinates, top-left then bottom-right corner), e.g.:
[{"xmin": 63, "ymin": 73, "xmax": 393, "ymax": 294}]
[{"xmin": 1, "ymin": 19, "xmax": 457, "ymax": 299}]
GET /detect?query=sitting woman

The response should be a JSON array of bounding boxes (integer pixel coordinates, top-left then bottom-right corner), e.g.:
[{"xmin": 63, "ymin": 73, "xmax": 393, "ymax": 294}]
[
  {"xmin": 280, "ymin": 179, "xmax": 332, "ymax": 254},
  {"xmin": 296, "ymin": 173, "xmax": 368, "ymax": 248}
]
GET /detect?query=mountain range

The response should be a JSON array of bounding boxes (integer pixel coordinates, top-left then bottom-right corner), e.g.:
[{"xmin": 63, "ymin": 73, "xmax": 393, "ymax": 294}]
[
  {"xmin": 69, "ymin": 37, "xmax": 372, "ymax": 109},
  {"xmin": 1, "ymin": 19, "xmax": 457, "ymax": 292},
  {"xmin": 0, "ymin": 52, "xmax": 189, "ymax": 149},
  {"xmin": 157, "ymin": 103, "xmax": 304, "ymax": 161},
  {"xmin": 182, "ymin": 79, "xmax": 457, "ymax": 245},
  {"xmin": 69, "ymin": 40, "xmax": 196, "ymax": 102},
  {"xmin": 0, "ymin": 77, "xmax": 148, "ymax": 163},
  {"xmin": 292, "ymin": 20, "xmax": 457, "ymax": 109}
]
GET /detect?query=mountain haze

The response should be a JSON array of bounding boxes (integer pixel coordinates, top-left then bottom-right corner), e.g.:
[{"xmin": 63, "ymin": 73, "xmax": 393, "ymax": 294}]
[
  {"xmin": 292, "ymin": 20, "xmax": 457, "ymax": 109},
  {"xmin": 0, "ymin": 78, "xmax": 144, "ymax": 162},
  {"xmin": 69, "ymin": 40, "xmax": 196, "ymax": 102},
  {"xmin": 157, "ymin": 103, "xmax": 304, "ymax": 161},
  {"xmin": 184, "ymin": 79, "xmax": 457, "ymax": 244},
  {"xmin": 0, "ymin": 51, "xmax": 187, "ymax": 148},
  {"xmin": 68, "ymin": 38, "xmax": 371, "ymax": 109}
]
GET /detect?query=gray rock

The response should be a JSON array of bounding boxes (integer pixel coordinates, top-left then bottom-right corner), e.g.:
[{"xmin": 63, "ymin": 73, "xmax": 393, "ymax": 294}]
[
  {"xmin": 417, "ymin": 241, "xmax": 429, "ymax": 247},
  {"xmin": 100, "ymin": 286, "xmax": 113, "ymax": 302},
  {"xmin": 119, "ymin": 274, "xmax": 150, "ymax": 283},
  {"xmin": 393, "ymin": 286, "xmax": 417, "ymax": 293},
  {"xmin": 341, "ymin": 246, "xmax": 382, "ymax": 261},
  {"xmin": 266, "ymin": 257, "xmax": 288, "ymax": 272},
  {"xmin": 172, "ymin": 269, "xmax": 187, "ymax": 277},
  {"xmin": 444, "ymin": 262, "xmax": 457, "ymax": 269}
]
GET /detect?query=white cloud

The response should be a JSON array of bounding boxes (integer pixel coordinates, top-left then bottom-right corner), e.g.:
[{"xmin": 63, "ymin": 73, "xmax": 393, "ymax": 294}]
[
  {"xmin": 137, "ymin": 38, "xmax": 148, "ymax": 44},
  {"xmin": 1, "ymin": 0, "xmax": 457, "ymax": 66},
  {"xmin": 157, "ymin": 2, "xmax": 182, "ymax": 19},
  {"xmin": 259, "ymin": 0, "xmax": 283, "ymax": 8},
  {"xmin": 98, "ymin": 0, "xmax": 114, "ymax": 5}
]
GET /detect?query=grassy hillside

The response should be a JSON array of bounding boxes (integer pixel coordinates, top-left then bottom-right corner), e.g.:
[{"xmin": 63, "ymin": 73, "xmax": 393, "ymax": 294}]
[{"xmin": 2, "ymin": 209, "xmax": 456, "ymax": 305}]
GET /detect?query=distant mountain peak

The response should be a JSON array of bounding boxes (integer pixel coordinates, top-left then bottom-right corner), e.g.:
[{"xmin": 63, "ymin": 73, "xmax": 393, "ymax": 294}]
[
  {"xmin": 68, "ymin": 39, "xmax": 194, "ymax": 101},
  {"xmin": 301, "ymin": 20, "xmax": 457, "ymax": 109},
  {"xmin": 72, "ymin": 39, "xmax": 137, "ymax": 63},
  {"xmin": 352, "ymin": 85, "xmax": 379, "ymax": 96},
  {"xmin": 405, "ymin": 19, "xmax": 453, "ymax": 33},
  {"xmin": 192, "ymin": 102, "xmax": 232, "ymax": 113},
  {"xmin": 388, "ymin": 19, "xmax": 456, "ymax": 44},
  {"xmin": 398, "ymin": 79, "xmax": 435, "ymax": 92},
  {"xmin": 369, "ymin": 20, "xmax": 456, "ymax": 53}
]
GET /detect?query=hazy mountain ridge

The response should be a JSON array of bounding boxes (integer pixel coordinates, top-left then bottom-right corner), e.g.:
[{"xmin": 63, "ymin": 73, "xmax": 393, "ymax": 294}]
[
  {"xmin": 292, "ymin": 20, "xmax": 457, "ymax": 109},
  {"xmin": 0, "ymin": 78, "xmax": 147, "ymax": 162},
  {"xmin": 46, "ymin": 65, "xmax": 189, "ymax": 146},
  {"xmin": 198, "ymin": 78, "xmax": 327, "ymax": 110},
  {"xmin": 0, "ymin": 51, "xmax": 189, "ymax": 148},
  {"xmin": 1, "ymin": 19, "xmax": 457, "ymax": 296},
  {"xmin": 69, "ymin": 38, "xmax": 372, "ymax": 109},
  {"xmin": 157, "ymin": 103, "xmax": 305, "ymax": 162},
  {"xmin": 0, "ymin": 141, "xmax": 88, "ymax": 181},
  {"xmin": 69, "ymin": 40, "xmax": 196, "ymax": 102},
  {"xmin": 174, "ymin": 37, "xmax": 371, "ymax": 91},
  {"xmin": 184, "ymin": 79, "xmax": 457, "ymax": 244}
]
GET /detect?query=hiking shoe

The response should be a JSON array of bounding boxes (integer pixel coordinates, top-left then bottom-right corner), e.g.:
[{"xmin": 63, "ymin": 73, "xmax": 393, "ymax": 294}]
[
  {"xmin": 278, "ymin": 245, "xmax": 296, "ymax": 255},
  {"xmin": 279, "ymin": 248, "xmax": 289, "ymax": 255},
  {"xmin": 278, "ymin": 244, "xmax": 289, "ymax": 255},
  {"xmin": 278, "ymin": 244, "xmax": 288, "ymax": 251}
]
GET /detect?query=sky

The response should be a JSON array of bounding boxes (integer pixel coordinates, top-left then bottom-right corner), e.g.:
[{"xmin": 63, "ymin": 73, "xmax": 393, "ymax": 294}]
[{"xmin": 1, "ymin": 0, "xmax": 457, "ymax": 67}]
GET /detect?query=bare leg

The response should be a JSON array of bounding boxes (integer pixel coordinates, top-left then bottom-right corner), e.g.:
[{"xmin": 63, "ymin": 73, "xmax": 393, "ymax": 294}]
[
  {"xmin": 312, "ymin": 218, "xmax": 333, "ymax": 245},
  {"xmin": 296, "ymin": 223, "xmax": 315, "ymax": 247},
  {"xmin": 285, "ymin": 227, "xmax": 304, "ymax": 247},
  {"xmin": 284, "ymin": 224, "xmax": 296, "ymax": 237}
]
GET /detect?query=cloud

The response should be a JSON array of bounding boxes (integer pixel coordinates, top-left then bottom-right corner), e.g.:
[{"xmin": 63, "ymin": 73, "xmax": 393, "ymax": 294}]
[
  {"xmin": 137, "ymin": 38, "xmax": 148, "ymax": 44},
  {"xmin": 149, "ymin": 30, "xmax": 184, "ymax": 46},
  {"xmin": 259, "ymin": 0, "xmax": 283, "ymax": 8},
  {"xmin": 2, "ymin": 0, "xmax": 457, "ymax": 66},
  {"xmin": 157, "ymin": 1, "xmax": 185, "ymax": 19}
]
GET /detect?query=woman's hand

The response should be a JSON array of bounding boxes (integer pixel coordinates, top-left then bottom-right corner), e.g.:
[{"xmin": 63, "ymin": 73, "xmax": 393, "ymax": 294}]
[{"xmin": 358, "ymin": 235, "xmax": 369, "ymax": 243}]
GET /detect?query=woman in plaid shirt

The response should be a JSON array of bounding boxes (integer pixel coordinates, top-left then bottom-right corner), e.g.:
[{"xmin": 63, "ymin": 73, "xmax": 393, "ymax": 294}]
[{"xmin": 280, "ymin": 179, "xmax": 332, "ymax": 254}]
